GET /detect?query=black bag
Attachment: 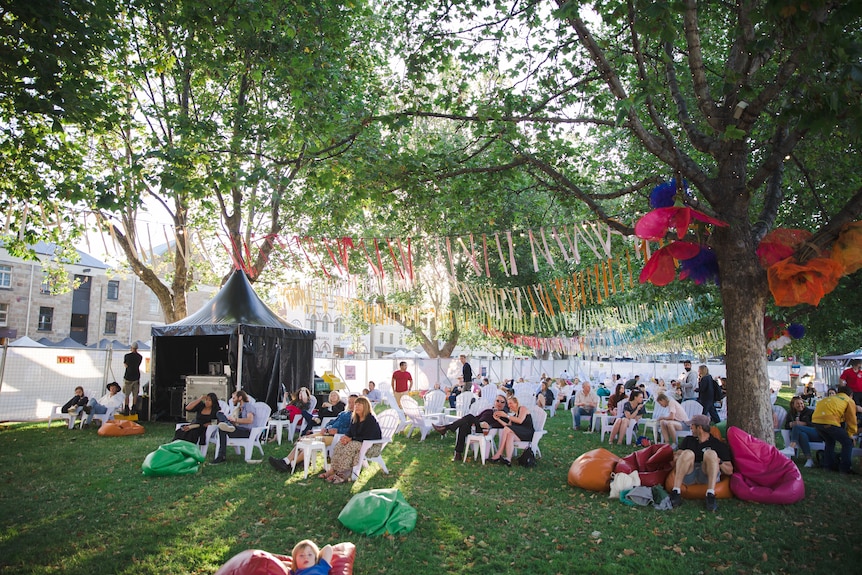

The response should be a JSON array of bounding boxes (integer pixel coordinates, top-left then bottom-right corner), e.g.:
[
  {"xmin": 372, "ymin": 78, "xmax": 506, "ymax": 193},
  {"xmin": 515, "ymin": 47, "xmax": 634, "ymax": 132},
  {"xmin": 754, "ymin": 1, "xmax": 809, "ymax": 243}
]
[{"xmin": 517, "ymin": 447, "xmax": 537, "ymax": 468}]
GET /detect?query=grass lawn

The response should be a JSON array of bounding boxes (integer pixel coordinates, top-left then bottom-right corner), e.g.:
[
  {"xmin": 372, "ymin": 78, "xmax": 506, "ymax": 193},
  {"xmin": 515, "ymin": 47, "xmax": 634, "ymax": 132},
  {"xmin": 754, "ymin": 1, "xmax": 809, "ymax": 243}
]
[{"xmin": 1, "ymin": 392, "xmax": 859, "ymax": 575}]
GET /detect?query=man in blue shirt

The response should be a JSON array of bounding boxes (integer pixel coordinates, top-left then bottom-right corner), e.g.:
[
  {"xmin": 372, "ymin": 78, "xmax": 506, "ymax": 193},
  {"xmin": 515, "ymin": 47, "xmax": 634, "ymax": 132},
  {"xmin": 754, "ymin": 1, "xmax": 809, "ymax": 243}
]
[{"xmin": 268, "ymin": 395, "xmax": 357, "ymax": 473}]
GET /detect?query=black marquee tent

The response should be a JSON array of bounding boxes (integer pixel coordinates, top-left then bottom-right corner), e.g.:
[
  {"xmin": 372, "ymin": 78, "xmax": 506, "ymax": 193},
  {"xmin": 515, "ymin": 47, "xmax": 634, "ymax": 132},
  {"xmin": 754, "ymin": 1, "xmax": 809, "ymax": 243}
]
[{"xmin": 150, "ymin": 270, "xmax": 315, "ymax": 420}]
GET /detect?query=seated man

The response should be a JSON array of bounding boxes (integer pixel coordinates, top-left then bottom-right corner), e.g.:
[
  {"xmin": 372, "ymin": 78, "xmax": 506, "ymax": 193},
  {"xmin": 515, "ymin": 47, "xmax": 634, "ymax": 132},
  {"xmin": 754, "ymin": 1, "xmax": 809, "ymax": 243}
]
[
  {"xmin": 432, "ymin": 393, "xmax": 507, "ymax": 461},
  {"xmin": 655, "ymin": 392, "xmax": 689, "ymax": 448},
  {"xmin": 268, "ymin": 395, "xmax": 358, "ymax": 473},
  {"xmin": 364, "ymin": 381, "xmax": 382, "ymax": 404},
  {"xmin": 570, "ymin": 381, "xmax": 599, "ymax": 431},
  {"xmin": 812, "ymin": 383, "xmax": 858, "ymax": 474},
  {"xmin": 213, "ymin": 390, "xmax": 254, "ymax": 464},
  {"xmin": 83, "ymin": 382, "xmax": 126, "ymax": 428},
  {"xmin": 668, "ymin": 414, "xmax": 733, "ymax": 512}
]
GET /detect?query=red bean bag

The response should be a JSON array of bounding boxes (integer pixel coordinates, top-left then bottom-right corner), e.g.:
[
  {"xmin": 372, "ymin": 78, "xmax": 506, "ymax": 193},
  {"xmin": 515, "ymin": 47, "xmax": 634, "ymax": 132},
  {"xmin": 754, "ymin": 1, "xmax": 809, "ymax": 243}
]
[
  {"xmin": 726, "ymin": 426, "xmax": 805, "ymax": 504},
  {"xmin": 664, "ymin": 469, "xmax": 733, "ymax": 499},
  {"xmin": 613, "ymin": 443, "xmax": 674, "ymax": 486},
  {"xmin": 98, "ymin": 420, "xmax": 145, "ymax": 436},
  {"xmin": 215, "ymin": 543, "xmax": 356, "ymax": 575},
  {"xmin": 567, "ymin": 448, "xmax": 621, "ymax": 492}
]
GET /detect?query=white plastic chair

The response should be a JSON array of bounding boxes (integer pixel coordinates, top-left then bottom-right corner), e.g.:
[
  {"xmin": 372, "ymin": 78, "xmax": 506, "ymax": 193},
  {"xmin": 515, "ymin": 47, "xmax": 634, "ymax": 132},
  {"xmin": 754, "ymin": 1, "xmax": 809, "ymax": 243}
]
[
  {"xmin": 401, "ymin": 396, "xmax": 436, "ymax": 441},
  {"xmin": 174, "ymin": 423, "xmax": 219, "ymax": 456},
  {"xmin": 351, "ymin": 409, "xmax": 400, "ymax": 479},
  {"xmin": 512, "ymin": 406, "xmax": 548, "ymax": 459},
  {"xmin": 780, "ymin": 428, "xmax": 826, "ymax": 458},
  {"xmin": 48, "ymin": 405, "xmax": 80, "ymax": 429},
  {"xmin": 444, "ymin": 391, "xmax": 475, "ymax": 423},
  {"xmin": 421, "ymin": 390, "xmax": 446, "ymax": 423},
  {"xmin": 224, "ymin": 402, "xmax": 271, "ymax": 461}
]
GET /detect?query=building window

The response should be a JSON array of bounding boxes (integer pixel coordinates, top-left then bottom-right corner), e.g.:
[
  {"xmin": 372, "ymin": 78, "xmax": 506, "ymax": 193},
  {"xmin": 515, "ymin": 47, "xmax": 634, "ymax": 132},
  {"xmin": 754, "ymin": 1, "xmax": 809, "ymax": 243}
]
[
  {"xmin": 0, "ymin": 265, "xmax": 10, "ymax": 288},
  {"xmin": 107, "ymin": 280, "xmax": 120, "ymax": 300},
  {"xmin": 148, "ymin": 292, "xmax": 160, "ymax": 314},
  {"xmin": 308, "ymin": 314, "xmax": 317, "ymax": 331},
  {"xmin": 0, "ymin": 303, "xmax": 8, "ymax": 326},
  {"xmin": 40, "ymin": 274, "xmax": 53, "ymax": 295},
  {"xmin": 389, "ymin": 333, "xmax": 394, "ymax": 345},
  {"xmin": 321, "ymin": 315, "xmax": 329, "ymax": 333},
  {"xmin": 104, "ymin": 311, "xmax": 117, "ymax": 334},
  {"xmin": 379, "ymin": 332, "xmax": 383, "ymax": 344},
  {"xmin": 334, "ymin": 317, "xmax": 343, "ymax": 333},
  {"xmin": 38, "ymin": 307, "xmax": 53, "ymax": 331}
]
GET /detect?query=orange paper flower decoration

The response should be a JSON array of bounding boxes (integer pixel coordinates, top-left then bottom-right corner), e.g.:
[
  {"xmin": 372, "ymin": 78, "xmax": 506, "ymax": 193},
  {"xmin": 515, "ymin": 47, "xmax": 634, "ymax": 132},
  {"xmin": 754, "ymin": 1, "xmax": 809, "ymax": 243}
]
[
  {"xmin": 756, "ymin": 228, "xmax": 812, "ymax": 268},
  {"xmin": 767, "ymin": 257, "xmax": 844, "ymax": 307},
  {"xmin": 830, "ymin": 221, "xmax": 862, "ymax": 275}
]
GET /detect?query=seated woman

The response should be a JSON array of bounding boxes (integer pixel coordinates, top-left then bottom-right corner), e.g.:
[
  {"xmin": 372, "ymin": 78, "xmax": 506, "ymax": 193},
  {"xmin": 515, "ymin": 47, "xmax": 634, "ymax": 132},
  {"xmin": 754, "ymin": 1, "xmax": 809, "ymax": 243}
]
[
  {"xmin": 608, "ymin": 389, "xmax": 645, "ymax": 445},
  {"xmin": 786, "ymin": 395, "xmax": 818, "ymax": 468},
  {"xmin": 488, "ymin": 396, "xmax": 534, "ymax": 466},
  {"xmin": 536, "ymin": 381, "xmax": 555, "ymax": 408},
  {"xmin": 447, "ymin": 383, "xmax": 463, "ymax": 409},
  {"xmin": 655, "ymin": 392, "xmax": 688, "ymax": 446},
  {"xmin": 316, "ymin": 391, "xmax": 345, "ymax": 423},
  {"xmin": 174, "ymin": 392, "xmax": 226, "ymax": 445},
  {"xmin": 606, "ymin": 383, "xmax": 627, "ymax": 413},
  {"xmin": 320, "ymin": 397, "xmax": 381, "ymax": 484},
  {"xmin": 62, "ymin": 386, "xmax": 89, "ymax": 416},
  {"xmin": 285, "ymin": 387, "xmax": 315, "ymax": 433}
]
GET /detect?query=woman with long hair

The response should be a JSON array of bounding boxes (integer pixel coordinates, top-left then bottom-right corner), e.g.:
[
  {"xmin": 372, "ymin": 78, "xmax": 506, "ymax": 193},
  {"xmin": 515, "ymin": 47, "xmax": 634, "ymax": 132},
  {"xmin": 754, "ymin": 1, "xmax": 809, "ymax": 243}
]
[
  {"xmin": 608, "ymin": 389, "xmax": 645, "ymax": 445},
  {"xmin": 174, "ymin": 392, "xmax": 225, "ymax": 445},
  {"xmin": 489, "ymin": 396, "xmax": 535, "ymax": 466},
  {"xmin": 320, "ymin": 397, "xmax": 382, "ymax": 484}
]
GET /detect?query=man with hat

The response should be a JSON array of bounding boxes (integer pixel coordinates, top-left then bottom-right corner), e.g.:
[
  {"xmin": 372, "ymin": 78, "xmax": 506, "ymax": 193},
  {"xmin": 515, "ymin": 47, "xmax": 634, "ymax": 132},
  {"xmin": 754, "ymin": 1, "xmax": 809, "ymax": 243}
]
[
  {"xmin": 82, "ymin": 381, "xmax": 126, "ymax": 428},
  {"xmin": 668, "ymin": 414, "xmax": 734, "ymax": 512}
]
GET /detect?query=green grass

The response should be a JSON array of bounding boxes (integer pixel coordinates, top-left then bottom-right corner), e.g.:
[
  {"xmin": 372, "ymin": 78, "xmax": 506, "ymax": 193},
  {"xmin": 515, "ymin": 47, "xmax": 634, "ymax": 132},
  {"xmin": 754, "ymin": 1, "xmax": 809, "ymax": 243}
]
[{"xmin": 1, "ymin": 392, "xmax": 859, "ymax": 575}]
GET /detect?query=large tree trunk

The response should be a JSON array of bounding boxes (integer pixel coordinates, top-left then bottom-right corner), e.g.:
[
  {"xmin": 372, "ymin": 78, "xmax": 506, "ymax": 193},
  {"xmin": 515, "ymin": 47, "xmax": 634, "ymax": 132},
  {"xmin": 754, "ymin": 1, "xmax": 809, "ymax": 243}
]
[{"xmin": 711, "ymin": 175, "xmax": 774, "ymax": 442}]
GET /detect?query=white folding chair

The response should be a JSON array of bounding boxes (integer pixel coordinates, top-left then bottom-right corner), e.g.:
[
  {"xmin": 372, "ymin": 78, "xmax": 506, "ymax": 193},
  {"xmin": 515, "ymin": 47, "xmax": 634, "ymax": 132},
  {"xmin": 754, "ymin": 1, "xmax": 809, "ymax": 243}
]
[
  {"xmin": 224, "ymin": 403, "xmax": 271, "ymax": 461},
  {"xmin": 351, "ymin": 409, "xmax": 400, "ymax": 479}
]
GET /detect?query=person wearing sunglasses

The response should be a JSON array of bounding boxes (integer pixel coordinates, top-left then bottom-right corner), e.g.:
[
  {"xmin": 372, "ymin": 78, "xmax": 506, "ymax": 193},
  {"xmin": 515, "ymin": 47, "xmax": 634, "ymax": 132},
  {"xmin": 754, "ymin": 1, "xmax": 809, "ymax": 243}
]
[{"xmin": 433, "ymin": 393, "xmax": 508, "ymax": 461}]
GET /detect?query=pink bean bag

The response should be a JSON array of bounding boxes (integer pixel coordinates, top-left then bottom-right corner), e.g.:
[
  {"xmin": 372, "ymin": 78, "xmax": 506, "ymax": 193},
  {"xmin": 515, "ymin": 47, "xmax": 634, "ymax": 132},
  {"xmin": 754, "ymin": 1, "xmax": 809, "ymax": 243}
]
[
  {"xmin": 613, "ymin": 443, "xmax": 674, "ymax": 487},
  {"xmin": 215, "ymin": 542, "xmax": 356, "ymax": 575},
  {"xmin": 727, "ymin": 426, "xmax": 805, "ymax": 504},
  {"xmin": 567, "ymin": 448, "xmax": 621, "ymax": 492}
]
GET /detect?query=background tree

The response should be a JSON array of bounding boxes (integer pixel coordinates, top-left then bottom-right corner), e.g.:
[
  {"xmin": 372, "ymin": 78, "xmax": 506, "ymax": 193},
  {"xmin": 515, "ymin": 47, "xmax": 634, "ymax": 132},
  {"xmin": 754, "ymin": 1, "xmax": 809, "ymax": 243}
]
[{"xmin": 380, "ymin": 0, "xmax": 862, "ymax": 440}]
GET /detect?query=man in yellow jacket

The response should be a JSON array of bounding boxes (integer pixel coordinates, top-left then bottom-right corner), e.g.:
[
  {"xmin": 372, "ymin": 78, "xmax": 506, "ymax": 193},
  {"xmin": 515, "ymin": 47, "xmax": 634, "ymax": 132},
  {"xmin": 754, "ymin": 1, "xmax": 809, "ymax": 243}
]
[{"xmin": 812, "ymin": 384, "xmax": 858, "ymax": 474}]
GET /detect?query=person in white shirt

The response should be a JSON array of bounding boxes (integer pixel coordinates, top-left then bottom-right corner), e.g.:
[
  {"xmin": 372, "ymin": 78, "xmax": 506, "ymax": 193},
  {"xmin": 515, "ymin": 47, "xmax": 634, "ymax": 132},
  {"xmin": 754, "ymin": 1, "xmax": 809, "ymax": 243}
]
[
  {"xmin": 656, "ymin": 392, "xmax": 689, "ymax": 447},
  {"xmin": 570, "ymin": 381, "xmax": 599, "ymax": 431},
  {"xmin": 681, "ymin": 360, "xmax": 698, "ymax": 400},
  {"xmin": 83, "ymin": 382, "xmax": 126, "ymax": 427}
]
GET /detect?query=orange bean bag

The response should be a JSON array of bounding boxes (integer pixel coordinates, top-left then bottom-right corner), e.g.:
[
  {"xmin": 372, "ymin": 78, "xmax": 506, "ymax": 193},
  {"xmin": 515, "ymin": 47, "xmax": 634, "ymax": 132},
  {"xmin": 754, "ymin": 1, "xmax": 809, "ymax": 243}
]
[
  {"xmin": 215, "ymin": 542, "xmax": 356, "ymax": 575},
  {"xmin": 664, "ymin": 469, "xmax": 733, "ymax": 499},
  {"xmin": 98, "ymin": 420, "xmax": 145, "ymax": 436},
  {"xmin": 568, "ymin": 448, "xmax": 621, "ymax": 492}
]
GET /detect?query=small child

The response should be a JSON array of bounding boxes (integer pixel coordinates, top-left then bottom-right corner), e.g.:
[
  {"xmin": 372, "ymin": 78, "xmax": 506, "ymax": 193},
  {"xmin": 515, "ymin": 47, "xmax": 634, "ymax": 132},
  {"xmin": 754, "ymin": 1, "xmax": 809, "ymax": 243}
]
[
  {"xmin": 62, "ymin": 386, "xmax": 89, "ymax": 414},
  {"xmin": 290, "ymin": 540, "xmax": 333, "ymax": 575}
]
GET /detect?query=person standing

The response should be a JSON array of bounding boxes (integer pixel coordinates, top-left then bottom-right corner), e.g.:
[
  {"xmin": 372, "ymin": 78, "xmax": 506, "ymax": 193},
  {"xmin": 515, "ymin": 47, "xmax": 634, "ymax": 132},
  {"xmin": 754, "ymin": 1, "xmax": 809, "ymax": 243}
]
[
  {"xmin": 681, "ymin": 360, "xmax": 697, "ymax": 400},
  {"xmin": 391, "ymin": 361, "xmax": 413, "ymax": 408},
  {"xmin": 839, "ymin": 359, "xmax": 862, "ymax": 407},
  {"xmin": 459, "ymin": 354, "xmax": 473, "ymax": 390},
  {"xmin": 696, "ymin": 364, "xmax": 720, "ymax": 423},
  {"xmin": 122, "ymin": 342, "xmax": 143, "ymax": 415}
]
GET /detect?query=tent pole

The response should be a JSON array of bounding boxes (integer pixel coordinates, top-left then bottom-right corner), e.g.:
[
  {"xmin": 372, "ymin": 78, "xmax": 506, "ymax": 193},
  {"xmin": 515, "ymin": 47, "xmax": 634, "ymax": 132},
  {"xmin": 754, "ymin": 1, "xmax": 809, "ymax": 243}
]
[{"xmin": 237, "ymin": 331, "xmax": 244, "ymax": 391}]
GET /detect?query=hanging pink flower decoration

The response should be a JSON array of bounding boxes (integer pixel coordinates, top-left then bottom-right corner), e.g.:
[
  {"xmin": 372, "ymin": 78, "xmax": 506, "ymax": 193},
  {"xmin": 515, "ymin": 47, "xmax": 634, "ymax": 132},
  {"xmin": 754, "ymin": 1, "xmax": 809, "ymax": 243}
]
[
  {"xmin": 635, "ymin": 207, "xmax": 728, "ymax": 241},
  {"xmin": 639, "ymin": 241, "xmax": 702, "ymax": 286},
  {"xmin": 756, "ymin": 228, "xmax": 812, "ymax": 268}
]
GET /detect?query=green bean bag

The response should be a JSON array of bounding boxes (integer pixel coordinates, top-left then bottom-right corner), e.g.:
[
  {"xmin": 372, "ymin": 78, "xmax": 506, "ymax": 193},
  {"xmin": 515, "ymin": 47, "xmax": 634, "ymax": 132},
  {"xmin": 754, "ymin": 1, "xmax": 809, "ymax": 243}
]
[
  {"xmin": 141, "ymin": 440, "xmax": 206, "ymax": 476},
  {"xmin": 337, "ymin": 489, "xmax": 417, "ymax": 537}
]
